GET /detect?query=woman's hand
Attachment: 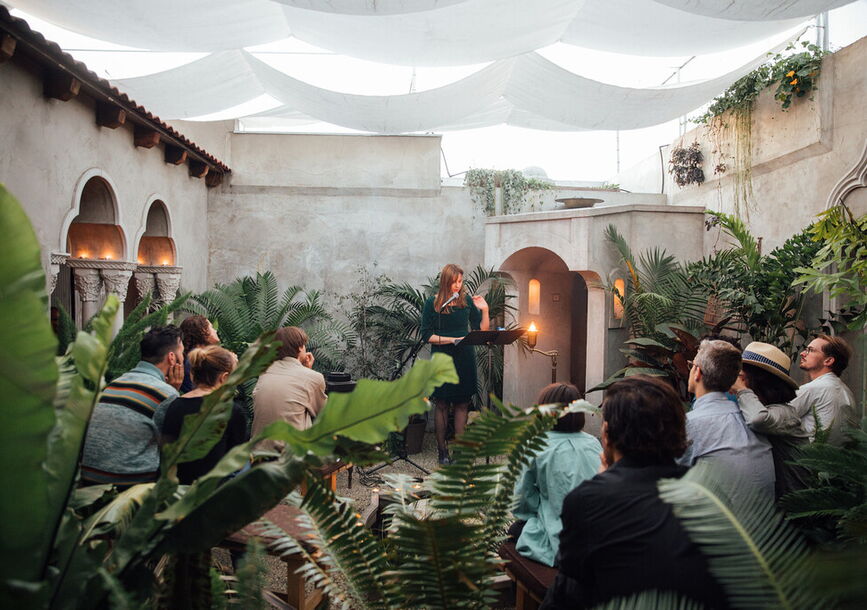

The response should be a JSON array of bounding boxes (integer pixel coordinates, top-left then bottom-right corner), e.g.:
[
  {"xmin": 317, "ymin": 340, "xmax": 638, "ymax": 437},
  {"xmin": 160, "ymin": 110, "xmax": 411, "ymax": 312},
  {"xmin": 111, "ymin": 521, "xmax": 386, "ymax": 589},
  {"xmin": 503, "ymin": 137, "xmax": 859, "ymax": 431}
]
[
  {"xmin": 471, "ymin": 295, "xmax": 489, "ymax": 311},
  {"xmin": 730, "ymin": 372, "xmax": 747, "ymax": 393}
]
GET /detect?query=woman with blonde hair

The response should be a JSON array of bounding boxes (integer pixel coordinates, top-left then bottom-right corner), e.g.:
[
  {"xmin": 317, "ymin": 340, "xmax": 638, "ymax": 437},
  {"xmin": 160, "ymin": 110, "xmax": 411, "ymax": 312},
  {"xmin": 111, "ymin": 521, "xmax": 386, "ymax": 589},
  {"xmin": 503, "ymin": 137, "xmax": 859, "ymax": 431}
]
[
  {"xmin": 161, "ymin": 345, "xmax": 248, "ymax": 484},
  {"xmin": 420, "ymin": 263, "xmax": 489, "ymax": 464}
]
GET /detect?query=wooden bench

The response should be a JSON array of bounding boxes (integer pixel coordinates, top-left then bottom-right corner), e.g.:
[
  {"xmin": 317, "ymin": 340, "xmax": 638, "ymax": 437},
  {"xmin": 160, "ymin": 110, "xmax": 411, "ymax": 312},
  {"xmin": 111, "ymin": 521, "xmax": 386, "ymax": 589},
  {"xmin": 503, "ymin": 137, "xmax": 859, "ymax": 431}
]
[
  {"xmin": 221, "ymin": 503, "xmax": 325, "ymax": 610},
  {"xmin": 499, "ymin": 541, "xmax": 557, "ymax": 610}
]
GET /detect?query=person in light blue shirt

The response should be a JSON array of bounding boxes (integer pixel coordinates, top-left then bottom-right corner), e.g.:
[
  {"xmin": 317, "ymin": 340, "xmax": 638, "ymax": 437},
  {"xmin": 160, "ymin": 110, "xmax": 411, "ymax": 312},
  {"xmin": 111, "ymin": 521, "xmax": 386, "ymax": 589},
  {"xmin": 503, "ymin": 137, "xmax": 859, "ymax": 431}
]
[
  {"xmin": 512, "ymin": 383, "xmax": 602, "ymax": 566},
  {"xmin": 678, "ymin": 339, "xmax": 775, "ymax": 504}
]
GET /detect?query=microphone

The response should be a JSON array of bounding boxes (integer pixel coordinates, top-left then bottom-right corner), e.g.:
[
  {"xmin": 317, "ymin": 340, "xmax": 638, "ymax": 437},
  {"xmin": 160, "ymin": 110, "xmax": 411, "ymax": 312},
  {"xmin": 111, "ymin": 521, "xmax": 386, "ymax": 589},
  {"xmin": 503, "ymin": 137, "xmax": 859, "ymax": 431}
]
[{"xmin": 441, "ymin": 292, "xmax": 459, "ymax": 309}]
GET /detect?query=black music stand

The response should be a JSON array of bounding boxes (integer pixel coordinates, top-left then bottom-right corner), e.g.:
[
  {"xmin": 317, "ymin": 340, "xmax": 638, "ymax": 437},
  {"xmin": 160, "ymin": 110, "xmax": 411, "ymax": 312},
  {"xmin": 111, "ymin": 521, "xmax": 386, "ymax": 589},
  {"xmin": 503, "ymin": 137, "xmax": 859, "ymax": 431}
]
[{"xmin": 457, "ymin": 329, "xmax": 526, "ymax": 410}]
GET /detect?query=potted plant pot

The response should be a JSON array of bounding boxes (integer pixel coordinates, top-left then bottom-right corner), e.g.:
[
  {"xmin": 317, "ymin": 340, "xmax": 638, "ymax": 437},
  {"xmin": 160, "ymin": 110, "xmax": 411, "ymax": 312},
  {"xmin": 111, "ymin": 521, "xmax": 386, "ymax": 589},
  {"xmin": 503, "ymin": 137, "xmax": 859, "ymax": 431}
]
[{"xmin": 404, "ymin": 415, "xmax": 427, "ymax": 455}]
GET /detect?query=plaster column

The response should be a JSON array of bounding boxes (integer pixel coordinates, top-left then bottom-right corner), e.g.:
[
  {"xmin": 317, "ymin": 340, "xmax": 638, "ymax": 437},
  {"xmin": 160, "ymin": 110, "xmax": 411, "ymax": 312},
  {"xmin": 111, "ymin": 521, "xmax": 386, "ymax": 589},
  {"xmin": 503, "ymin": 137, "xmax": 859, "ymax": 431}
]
[
  {"xmin": 47, "ymin": 252, "xmax": 69, "ymax": 297},
  {"xmin": 101, "ymin": 267, "xmax": 134, "ymax": 335},
  {"xmin": 71, "ymin": 267, "xmax": 102, "ymax": 325}
]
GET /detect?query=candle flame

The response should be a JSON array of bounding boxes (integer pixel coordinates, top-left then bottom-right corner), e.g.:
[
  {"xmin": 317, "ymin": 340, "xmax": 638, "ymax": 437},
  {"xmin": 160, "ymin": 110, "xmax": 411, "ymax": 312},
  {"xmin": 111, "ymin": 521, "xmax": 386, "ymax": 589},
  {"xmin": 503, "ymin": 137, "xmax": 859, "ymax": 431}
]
[{"xmin": 528, "ymin": 321, "xmax": 538, "ymax": 332}]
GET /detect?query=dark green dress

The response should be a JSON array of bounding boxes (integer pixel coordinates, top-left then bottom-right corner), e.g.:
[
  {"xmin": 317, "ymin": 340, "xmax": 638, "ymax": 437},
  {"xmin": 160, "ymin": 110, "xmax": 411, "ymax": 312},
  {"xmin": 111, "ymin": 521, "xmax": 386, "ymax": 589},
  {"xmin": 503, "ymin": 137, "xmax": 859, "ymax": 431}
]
[{"xmin": 421, "ymin": 295, "xmax": 482, "ymax": 403}]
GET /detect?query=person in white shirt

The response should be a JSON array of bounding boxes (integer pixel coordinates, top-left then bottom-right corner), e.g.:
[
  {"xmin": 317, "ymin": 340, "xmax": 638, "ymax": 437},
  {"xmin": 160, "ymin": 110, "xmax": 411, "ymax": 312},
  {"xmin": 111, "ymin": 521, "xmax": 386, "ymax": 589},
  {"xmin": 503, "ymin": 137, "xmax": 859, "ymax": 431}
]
[{"xmin": 791, "ymin": 334, "xmax": 856, "ymax": 446}]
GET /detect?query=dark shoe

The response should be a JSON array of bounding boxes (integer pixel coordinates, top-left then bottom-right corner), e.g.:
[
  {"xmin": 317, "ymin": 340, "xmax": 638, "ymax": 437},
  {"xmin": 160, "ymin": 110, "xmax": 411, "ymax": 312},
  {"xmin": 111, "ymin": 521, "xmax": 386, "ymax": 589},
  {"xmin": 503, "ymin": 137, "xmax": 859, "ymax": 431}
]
[{"xmin": 437, "ymin": 448, "xmax": 451, "ymax": 465}]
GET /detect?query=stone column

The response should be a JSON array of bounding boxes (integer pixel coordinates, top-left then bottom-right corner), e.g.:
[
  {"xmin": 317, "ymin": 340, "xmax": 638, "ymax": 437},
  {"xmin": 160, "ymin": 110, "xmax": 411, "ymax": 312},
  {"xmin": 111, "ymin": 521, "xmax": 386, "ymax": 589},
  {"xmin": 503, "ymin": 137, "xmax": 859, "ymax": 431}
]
[
  {"xmin": 101, "ymin": 267, "xmax": 134, "ymax": 335},
  {"xmin": 154, "ymin": 267, "xmax": 183, "ymax": 318},
  {"xmin": 134, "ymin": 271, "xmax": 156, "ymax": 308},
  {"xmin": 71, "ymin": 267, "xmax": 102, "ymax": 325},
  {"xmin": 47, "ymin": 252, "xmax": 69, "ymax": 296}
]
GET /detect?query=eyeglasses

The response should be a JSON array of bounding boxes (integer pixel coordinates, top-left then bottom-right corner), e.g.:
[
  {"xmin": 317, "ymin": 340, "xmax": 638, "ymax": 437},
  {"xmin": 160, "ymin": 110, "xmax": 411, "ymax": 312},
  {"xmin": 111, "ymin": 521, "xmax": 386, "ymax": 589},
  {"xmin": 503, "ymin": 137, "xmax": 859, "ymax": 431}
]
[
  {"xmin": 687, "ymin": 360, "xmax": 695, "ymax": 370},
  {"xmin": 802, "ymin": 346, "xmax": 821, "ymax": 354}
]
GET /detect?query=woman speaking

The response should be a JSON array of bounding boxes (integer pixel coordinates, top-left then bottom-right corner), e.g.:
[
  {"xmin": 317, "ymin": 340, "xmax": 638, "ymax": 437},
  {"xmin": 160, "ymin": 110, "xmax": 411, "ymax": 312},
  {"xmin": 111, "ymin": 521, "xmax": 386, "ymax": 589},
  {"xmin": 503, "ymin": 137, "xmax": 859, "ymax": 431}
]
[{"xmin": 421, "ymin": 263, "xmax": 489, "ymax": 465}]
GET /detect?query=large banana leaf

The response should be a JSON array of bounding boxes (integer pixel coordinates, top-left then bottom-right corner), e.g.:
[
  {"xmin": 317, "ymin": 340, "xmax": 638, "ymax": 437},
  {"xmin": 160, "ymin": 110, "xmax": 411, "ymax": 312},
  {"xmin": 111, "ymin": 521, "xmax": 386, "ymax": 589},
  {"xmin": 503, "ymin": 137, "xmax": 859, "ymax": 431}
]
[
  {"xmin": 287, "ymin": 352, "xmax": 458, "ymax": 454},
  {"xmin": 160, "ymin": 334, "xmax": 277, "ymax": 470},
  {"xmin": 0, "ymin": 185, "xmax": 60, "ymax": 590}
]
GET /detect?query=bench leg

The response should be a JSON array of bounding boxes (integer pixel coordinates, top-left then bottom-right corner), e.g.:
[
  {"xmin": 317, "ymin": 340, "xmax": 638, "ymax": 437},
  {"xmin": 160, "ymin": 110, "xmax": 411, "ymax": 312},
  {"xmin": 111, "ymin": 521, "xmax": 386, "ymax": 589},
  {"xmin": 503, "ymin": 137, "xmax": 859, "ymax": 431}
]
[{"xmin": 284, "ymin": 555, "xmax": 324, "ymax": 610}]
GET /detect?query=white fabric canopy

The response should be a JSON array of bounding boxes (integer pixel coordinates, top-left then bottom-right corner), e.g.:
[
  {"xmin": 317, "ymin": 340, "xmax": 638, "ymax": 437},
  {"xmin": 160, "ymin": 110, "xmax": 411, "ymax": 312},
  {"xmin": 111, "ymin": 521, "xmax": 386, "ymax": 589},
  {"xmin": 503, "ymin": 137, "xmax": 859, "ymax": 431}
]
[
  {"xmin": 655, "ymin": 0, "xmax": 853, "ymax": 21},
  {"xmin": 115, "ymin": 43, "xmax": 783, "ymax": 132},
  {"xmin": 10, "ymin": 0, "xmax": 848, "ymax": 59}
]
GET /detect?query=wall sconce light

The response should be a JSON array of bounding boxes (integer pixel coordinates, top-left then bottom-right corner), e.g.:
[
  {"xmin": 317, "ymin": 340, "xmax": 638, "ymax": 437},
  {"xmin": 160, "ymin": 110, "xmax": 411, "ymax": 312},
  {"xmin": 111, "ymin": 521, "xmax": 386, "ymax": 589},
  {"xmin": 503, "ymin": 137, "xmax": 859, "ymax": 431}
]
[
  {"xmin": 524, "ymin": 320, "xmax": 558, "ymax": 383},
  {"xmin": 613, "ymin": 278, "xmax": 625, "ymax": 320},
  {"xmin": 527, "ymin": 321, "xmax": 538, "ymax": 348},
  {"xmin": 528, "ymin": 279, "xmax": 540, "ymax": 315}
]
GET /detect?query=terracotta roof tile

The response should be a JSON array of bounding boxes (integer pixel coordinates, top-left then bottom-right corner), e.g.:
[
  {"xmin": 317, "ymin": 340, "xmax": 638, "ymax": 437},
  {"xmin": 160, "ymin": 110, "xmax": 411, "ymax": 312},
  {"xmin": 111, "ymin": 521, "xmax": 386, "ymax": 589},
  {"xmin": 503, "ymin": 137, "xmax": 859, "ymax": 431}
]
[{"xmin": 0, "ymin": 6, "xmax": 230, "ymax": 174}]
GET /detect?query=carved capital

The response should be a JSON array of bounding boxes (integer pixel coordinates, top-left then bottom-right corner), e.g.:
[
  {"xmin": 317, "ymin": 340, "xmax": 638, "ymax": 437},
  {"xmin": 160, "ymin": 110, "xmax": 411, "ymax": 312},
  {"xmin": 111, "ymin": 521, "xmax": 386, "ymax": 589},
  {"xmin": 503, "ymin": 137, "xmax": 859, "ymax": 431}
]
[
  {"xmin": 134, "ymin": 271, "xmax": 156, "ymax": 298},
  {"xmin": 72, "ymin": 268, "xmax": 102, "ymax": 302},
  {"xmin": 155, "ymin": 272, "xmax": 182, "ymax": 306},
  {"xmin": 101, "ymin": 269, "xmax": 133, "ymax": 302},
  {"xmin": 47, "ymin": 252, "xmax": 70, "ymax": 295}
]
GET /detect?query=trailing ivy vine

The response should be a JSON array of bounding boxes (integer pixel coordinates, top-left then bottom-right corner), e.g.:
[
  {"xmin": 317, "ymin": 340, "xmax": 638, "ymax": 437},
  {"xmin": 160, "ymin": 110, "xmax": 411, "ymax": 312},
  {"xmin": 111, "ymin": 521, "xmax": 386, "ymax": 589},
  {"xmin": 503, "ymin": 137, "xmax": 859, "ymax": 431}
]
[
  {"xmin": 695, "ymin": 42, "xmax": 827, "ymax": 219},
  {"xmin": 464, "ymin": 168, "xmax": 552, "ymax": 216}
]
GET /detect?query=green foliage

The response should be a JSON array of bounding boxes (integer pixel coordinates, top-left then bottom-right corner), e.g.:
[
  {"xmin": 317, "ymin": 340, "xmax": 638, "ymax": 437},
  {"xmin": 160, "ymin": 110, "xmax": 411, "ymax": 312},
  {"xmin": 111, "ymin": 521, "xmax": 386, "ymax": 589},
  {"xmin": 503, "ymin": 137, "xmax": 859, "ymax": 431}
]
[
  {"xmin": 105, "ymin": 292, "xmax": 190, "ymax": 381},
  {"xmin": 689, "ymin": 211, "xmax": 823, "ymax": 355},
  {"xmin": 188, "ymin": 271, "xmax": 354, "ymax": 372},
  {"xmin": 781, "ymin": 421, "xmax": 867, "ymax": 546},
  {"xmin": 0, "ymin": 185, "xmax": 460, "ymax": 607},
  {"xmin": 696, "ymin": 41, "xmax": 826, "ymax": 123},
  {"xmin": 258, "ymin": 398, "xmax": 558, "ymax": 609},
  {"xmin": 659, "ymin": 461, "xmax": 827, "ymax": 609},
  {"xmin": 669, "ymin": 142, "xmax": 705, "ymax": 187},
  {"xmin": 596, "ymin": 225, "xmax": 708, "ymax": 397},
  {"xmin": 233, "ymin": 539, "xmax": 269, "ymax": 610},
  {"xmin": 464, "ymin": 168, "xmax": 552, "ymax": 216},
  {"xmin": 54, "ymin": 304, "xmax": 77, "ymax": 356},
  {"xmin": 793, "ymin": 204, "xmax": 867, "ymax": 331}
]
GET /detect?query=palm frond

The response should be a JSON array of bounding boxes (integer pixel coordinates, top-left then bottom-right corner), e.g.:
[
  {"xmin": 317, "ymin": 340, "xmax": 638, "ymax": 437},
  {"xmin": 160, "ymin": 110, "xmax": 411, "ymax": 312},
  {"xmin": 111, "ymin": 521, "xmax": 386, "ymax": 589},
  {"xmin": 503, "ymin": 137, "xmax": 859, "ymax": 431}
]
[
  {"xmin": 658, "ymin": 461, "xmax": 826, "ymax": 609},
  {"xmin": 592, "ymin": 590, "xmax": 704, "ymax": 610}
]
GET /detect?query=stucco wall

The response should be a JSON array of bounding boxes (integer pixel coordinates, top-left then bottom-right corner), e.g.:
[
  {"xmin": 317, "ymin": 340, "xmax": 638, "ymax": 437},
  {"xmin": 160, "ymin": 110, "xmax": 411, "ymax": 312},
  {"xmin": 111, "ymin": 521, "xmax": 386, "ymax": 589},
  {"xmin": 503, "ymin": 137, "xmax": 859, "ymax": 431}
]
[
  {"xmin": 207, "ymin": 133, "xmax": 486, "ymax": 294},
  {"xmin": 0, "ymin": 56, "xmax": 212, "ymax": 293},
  {"xmin": 618, "ymin": 36, "xmax": 867, "ymax": 253}
]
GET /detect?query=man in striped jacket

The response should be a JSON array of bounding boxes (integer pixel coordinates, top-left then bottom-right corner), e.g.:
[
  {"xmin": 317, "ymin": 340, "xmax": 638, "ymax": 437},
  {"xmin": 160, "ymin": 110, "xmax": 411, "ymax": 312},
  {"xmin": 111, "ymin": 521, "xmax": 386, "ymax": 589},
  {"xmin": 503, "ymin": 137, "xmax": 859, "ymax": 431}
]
[{"xmin": 81, "ymin": 326, "xmax": 184, "ymax": 487}]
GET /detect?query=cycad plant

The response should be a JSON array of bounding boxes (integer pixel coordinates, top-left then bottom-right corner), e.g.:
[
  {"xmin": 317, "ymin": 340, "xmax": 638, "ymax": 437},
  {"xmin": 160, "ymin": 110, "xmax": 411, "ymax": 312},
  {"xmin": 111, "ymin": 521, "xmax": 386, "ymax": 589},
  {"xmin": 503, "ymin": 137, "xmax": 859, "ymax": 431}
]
[{"xmin": 187, "ymin": 271, "xmax": 354, "ymax": 372}]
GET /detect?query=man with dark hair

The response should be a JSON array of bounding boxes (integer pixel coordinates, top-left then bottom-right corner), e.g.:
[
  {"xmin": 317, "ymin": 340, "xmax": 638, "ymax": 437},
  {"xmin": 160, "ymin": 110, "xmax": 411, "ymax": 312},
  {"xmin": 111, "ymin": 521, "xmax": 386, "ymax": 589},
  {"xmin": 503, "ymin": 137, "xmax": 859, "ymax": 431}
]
[
  {"xmin": 678, "ymin": 339, "xmax": 774, "ymax": 502},
  {"xmin": 792, "ymin": 334, "xmax": 856, "ymax": 446},
  {"xmin": 541, "ymin": 376, "xmax": 728, "ymax": 609},
  {"xmin": 81, "ymin": 326, "xmax": 184, "ymax": 486},
  {"xmin": 252, "ymin": 326, "xmax": 326, "ymax": 452}
]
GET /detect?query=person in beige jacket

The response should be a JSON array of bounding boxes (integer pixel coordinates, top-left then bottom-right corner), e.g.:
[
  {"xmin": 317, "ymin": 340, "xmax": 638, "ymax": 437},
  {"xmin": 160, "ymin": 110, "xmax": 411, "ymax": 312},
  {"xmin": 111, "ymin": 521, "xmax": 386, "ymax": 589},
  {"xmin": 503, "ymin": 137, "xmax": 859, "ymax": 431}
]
[{"xmin": 252, "ymin": 326, "xmax": 327, "ymax": 453}]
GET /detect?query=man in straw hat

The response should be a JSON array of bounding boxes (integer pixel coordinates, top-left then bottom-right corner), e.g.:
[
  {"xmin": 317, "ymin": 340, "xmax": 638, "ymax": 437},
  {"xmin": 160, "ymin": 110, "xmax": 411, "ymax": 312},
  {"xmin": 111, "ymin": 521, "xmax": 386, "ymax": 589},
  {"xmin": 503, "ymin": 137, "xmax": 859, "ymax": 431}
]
[
  {"xmin": 678, "ymin": 339, "xmax": 775, "ymax": 503},
  {"xmin": 731, "ymin": 342, "xmax": 811, "ymax": 499},
  {"xmin": 791, "ymin": 334, "xmax": 856, "ymax": 447}
]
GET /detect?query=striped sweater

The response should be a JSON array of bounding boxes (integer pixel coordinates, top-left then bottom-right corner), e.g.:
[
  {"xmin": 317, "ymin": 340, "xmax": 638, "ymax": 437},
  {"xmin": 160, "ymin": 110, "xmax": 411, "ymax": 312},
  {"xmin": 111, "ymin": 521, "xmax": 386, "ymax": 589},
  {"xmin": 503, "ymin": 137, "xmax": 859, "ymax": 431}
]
[{"xmin": 81, "ymin": 361, "xmax": 178, "ymax": 485}]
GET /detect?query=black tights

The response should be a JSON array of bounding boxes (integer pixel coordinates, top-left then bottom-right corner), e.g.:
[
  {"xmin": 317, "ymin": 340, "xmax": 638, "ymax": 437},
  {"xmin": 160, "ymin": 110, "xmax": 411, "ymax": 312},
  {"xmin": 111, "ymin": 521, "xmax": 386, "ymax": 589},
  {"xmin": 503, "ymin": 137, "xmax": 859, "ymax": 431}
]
[{"xmin": 435, "ymin": 399, "xmax": 468, "ymax": 452}]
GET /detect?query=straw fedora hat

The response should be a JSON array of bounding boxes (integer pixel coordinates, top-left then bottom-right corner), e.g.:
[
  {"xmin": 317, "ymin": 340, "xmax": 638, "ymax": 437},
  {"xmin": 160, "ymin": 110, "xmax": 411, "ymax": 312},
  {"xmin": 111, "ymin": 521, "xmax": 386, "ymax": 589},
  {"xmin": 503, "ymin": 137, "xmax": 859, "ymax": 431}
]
[{"xmin": 741, "ymin": 342, "xmax": 798, "ymax": 389}]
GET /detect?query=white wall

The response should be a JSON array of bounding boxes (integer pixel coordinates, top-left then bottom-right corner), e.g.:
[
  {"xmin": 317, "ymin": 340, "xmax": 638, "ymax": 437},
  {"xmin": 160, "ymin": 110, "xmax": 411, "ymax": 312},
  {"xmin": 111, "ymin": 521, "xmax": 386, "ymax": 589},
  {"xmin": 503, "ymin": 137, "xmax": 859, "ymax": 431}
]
[
  {"xmin": 0, "ymin": 56, "xmax": 212, "ymax": 293},
  {"xmin": 207, "ymin": 133, "xmax": 487, "ymax": 294}
]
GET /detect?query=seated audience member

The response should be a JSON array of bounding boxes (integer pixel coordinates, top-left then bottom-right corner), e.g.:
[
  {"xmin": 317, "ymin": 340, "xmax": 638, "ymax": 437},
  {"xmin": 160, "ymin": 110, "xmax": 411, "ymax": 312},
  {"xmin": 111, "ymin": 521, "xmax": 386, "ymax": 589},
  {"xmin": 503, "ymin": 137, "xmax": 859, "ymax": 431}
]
[
  {"xmin": 792, "ymin": 334, "xmax": 857, "ymax": 446},
  {"xmin": 252, "ymin": 326, "xmax": 327, "ymax": 452},
  {"xmin": 511, "ymin": 383, "xmax": 602, "ymax": 567},
  {"xmin": 678, "ymin": 339, "xmax": 775, "ymax": 503},
  {"xmin": 81, "ymin": 326, "xmax": 184, "ymax": 486},
  {"xmin": 541, "ymin": 376, "xmax": 728, "ymax": 609},
  {"xmin": 179, "ymin": 315, "xmax": 220, "ymax": 394},
  {"xmin": 732, "ymin": 342, "xmax": 811, "ymax": 499},
  {"xmin": 161, "ymin": 345, "xmax": 248, "ymax": 485}
]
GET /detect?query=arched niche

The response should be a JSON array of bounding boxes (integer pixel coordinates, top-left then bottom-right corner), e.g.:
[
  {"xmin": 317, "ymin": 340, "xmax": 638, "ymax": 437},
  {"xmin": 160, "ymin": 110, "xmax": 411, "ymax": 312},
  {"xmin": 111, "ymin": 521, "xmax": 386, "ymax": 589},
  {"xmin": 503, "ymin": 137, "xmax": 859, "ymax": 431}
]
[
  {"xmin": 65, "ymin": 176, "xmax": 125, "ymax": 261},
  {"xmin": 136, "ymin": 199, "xmax": 176, "ymax": 266}
]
